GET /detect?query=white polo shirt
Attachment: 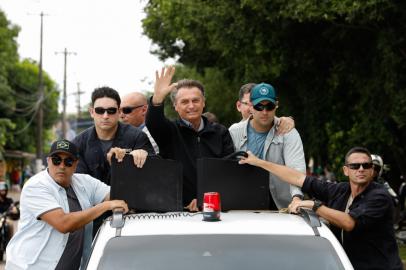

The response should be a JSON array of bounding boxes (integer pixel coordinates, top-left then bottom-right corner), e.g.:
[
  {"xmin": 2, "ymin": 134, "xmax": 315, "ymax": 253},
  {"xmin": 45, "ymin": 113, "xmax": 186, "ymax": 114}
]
[{"xmin": 6, "ymin": 170, "xmax": 109, "ymax": 270}]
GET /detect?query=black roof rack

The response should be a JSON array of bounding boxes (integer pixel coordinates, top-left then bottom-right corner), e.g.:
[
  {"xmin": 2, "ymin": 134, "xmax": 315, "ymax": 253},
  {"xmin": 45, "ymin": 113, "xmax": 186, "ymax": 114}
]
[{"xmin": 300, "ymin": 208, "xmax": 321, "ymax": 236}]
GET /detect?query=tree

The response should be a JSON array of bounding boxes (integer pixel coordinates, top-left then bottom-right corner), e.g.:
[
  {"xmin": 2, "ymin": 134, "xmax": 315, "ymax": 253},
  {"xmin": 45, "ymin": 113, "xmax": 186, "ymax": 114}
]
[
  {"xmin": 143, "ymin": 0, "xmax": 406, "ymax": 182},
  {"xmin": 0, "ymin": 9, "xmax": 19, "ymax": 151},
  {"xmin": 7, "ymin": 59, "xmax": 59, "ymax": 153},
  {"xmin": 0, "ymin": 8, "xmax": 60, "ymax": 155}
]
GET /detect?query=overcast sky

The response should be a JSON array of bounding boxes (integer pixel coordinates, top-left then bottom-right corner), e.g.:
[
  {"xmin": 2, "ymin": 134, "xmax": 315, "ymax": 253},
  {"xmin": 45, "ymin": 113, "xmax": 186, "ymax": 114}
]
[{"xmin": 0, "ymin": 0, "xmax": 170, "ymax": 114}]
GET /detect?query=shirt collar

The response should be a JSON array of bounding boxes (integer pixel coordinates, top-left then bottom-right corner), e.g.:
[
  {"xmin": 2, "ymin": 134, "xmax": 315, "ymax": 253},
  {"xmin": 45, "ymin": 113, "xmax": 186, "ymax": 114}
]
[{"xmin": 181, "ymin": 117, "xmax": 204, "ymax": 132}]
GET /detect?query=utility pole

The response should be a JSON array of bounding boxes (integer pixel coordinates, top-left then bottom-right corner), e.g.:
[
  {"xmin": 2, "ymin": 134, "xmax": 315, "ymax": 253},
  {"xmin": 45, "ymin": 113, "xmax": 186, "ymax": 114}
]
[
  {"xmin": 55, "ymin": 48, "xmax": 76, "ymax": 139},
  {"xmin": 35, "ymin": 12, "xmax": 46, "ymax": 173},
  {"xmin": 72, "ymin": 82, "xmax": 84, "ymax": 135},
  {"xmin": 75, "ymin": 82, "xmax": 85, "ymax": 119}
]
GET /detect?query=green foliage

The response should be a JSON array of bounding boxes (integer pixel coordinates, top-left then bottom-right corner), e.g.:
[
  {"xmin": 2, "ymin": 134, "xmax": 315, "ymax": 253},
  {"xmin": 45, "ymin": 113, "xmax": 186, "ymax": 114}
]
[
  {"xmin": 6, "ymin": 59, "xmax": 59, "ymax": 152},
  {"xmin": 0, "ymin": 8, "xmax": 59, "ymax": 154},
  {"xmin": 143, "ymin": 0, "xmax": 406, "ymax": 180},
  {"xmin": 0, "ymin": 118, "xmax": 15, "ymax": 152},
  {"xmin": 0, "ymin": 9, "xmax": 19, "ymax": 151}
]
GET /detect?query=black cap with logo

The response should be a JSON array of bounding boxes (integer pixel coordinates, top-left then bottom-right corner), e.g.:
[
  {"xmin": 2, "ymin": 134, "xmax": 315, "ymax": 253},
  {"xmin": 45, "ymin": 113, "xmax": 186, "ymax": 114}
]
[{"xmin": 48, "ymin": 139, "xmax": 79, "ymax": 160}]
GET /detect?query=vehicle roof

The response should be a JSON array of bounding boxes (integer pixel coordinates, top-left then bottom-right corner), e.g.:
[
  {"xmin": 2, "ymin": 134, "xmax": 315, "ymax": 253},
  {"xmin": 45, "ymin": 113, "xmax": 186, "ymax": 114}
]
[
  {"xmin": 117, "ymin": 211, "xmax": 322, "ymax": 236},
  {"xmin": 86, "ymin": 211, "xmax": 353, "ymax": 269}
]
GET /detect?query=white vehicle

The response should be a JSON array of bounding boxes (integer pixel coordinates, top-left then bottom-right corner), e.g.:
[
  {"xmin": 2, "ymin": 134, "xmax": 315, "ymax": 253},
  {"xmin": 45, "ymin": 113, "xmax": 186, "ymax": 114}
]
[{"xmin": 85, "ymin": 209, "xmax": 353, "ymax": 270}]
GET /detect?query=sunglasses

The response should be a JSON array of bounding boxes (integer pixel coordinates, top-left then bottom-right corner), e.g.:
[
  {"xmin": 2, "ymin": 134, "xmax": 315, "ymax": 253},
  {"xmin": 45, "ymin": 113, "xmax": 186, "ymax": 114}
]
[
  {"xmin": 94, "ymin": 107, "xmax": 118, "ymax": 115},
  {"xmin": 345, "ymin": 163, "xmax": 373, "ymax": 170},
  {"xmin": 253, "ymin": 103, "xmax": 276, "ymax": 111},
  {"xmin": 121, "ymin": 104, "xmax": 145, "ymax": 114},
  {"xmin": 51, "ymin": 155, "xmax": 75, "ymax": 167}
]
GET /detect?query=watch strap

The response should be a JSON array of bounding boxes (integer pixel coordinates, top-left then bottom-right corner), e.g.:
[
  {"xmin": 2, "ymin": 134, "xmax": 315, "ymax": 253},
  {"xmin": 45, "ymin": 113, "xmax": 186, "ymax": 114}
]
[{"xmin": 312, "ymin": 200, "xmax": 323, "ymax": 212}]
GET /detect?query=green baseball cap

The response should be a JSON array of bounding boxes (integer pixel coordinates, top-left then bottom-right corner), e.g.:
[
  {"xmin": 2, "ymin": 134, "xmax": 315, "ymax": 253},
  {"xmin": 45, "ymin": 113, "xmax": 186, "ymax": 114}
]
[{"xmin": 250, "ymin": 83, "xmax": 277, "ymax": 106}]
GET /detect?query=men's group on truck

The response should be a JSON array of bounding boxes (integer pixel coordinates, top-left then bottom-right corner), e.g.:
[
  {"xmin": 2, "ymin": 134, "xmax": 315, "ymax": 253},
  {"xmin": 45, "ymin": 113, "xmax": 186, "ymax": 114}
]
[{"xmin": 5, "ymin": 66, "xmax": 402, "ymax": 270}]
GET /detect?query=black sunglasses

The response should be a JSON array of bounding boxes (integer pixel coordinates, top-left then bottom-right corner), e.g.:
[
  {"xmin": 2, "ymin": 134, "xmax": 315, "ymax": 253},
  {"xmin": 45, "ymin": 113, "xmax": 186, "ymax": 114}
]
[
  {"xmin": 345, "ymin": 163, "xmax": 373, "ymax": 170},
  {"xmin": 94, "ymin": 107, "xmax": 118, "ymax": 115},
  {"xmin": 253, "ymin": 103, "xmax": 276, "ymax": 111},
  {"xmin": 121, "ymin": 104, "xmax": 145, "ymax": 114},
  {"xmin": 51, "ymin": 155, "xmax": 75, "ymax": 167}
]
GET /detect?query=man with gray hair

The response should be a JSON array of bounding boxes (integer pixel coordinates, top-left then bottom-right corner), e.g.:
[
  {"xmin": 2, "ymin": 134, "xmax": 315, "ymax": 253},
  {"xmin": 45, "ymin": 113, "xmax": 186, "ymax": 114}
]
[{"xmin": 146, "ymin": 66, "xmax": 235, "ymax": 211}]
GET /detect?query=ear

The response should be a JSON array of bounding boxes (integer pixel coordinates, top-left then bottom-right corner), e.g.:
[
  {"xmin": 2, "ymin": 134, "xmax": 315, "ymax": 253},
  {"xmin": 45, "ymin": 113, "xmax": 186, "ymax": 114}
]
[
  {"xmin": 173, "ymin": 102, "xmax": 179, "ymax": 112},
  {"xmin": 236, "ymin": 101, "xmax": 241, "ymax": 112},
  {"xmin": 275, "ymin": 101, "xmax": 279, "ymax": 109},
  {"xmin": 89, "ymin": 107, "xmax": 94, "ymax": 118},
  {"xmin": 343, "ymin": 166, "xmax": 349, "ymax": 177}
]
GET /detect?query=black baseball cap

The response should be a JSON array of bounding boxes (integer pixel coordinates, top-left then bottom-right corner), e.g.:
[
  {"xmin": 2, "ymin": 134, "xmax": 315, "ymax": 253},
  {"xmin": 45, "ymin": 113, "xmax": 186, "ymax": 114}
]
[{"xmin": 48, "ymin": 139, "xmax": 79, "ymax": 160}]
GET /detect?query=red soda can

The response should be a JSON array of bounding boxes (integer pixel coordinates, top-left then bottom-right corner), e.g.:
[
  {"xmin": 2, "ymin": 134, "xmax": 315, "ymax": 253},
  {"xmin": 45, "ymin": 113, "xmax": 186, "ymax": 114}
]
[{"xmin": 203, "ymin": 192, "xmax": 221, "ymax": 221}]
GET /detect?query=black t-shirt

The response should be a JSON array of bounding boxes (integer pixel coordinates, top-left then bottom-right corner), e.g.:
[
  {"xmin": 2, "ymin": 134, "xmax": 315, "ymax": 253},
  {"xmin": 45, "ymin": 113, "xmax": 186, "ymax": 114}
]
[{"xmin": 55, "ymin": 186, "xmax": 84, "ymax": 270}]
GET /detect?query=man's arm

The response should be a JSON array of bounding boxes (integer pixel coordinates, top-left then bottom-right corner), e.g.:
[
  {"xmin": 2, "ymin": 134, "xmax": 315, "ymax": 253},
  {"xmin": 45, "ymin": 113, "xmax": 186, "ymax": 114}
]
[
  {"xmin": 40, "ymin": 199, "xmax": 128, "ymax": 234},
  {"xmin": 146, "ymin": 66, "xmax": 177, "ymax": 147},
  {"xmin": 239, "ymin": 151, "xmax": 306, "ymax": 187},
  {"xmin": 289, "ymin": 200, "xmax": 356, "ymax": 231},
  {"xmin": 282, "ymin": 129, "xmax": 306, "ymax": 199}
]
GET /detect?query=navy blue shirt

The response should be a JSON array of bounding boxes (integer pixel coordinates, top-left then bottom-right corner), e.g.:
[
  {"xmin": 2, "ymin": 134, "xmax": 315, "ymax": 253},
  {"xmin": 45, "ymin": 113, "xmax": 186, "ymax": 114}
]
[{"xmin": 302, "ymin": 176, "xmax": 402, "ymax": 270}]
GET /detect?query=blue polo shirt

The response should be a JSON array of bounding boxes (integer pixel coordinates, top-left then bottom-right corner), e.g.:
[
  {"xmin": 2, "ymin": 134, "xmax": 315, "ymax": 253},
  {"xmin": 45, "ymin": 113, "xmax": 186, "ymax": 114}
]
[{"xmin": 6, "ymin": 170, "xmax": 109, "ymax": 270}]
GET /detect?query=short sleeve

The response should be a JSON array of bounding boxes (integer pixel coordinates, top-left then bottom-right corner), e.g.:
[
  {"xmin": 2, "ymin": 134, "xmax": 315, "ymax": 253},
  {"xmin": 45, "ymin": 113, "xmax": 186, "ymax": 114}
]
[
  {"xmin": 349, "ymin": 190, "xmax": 392, "ymax": 231},
  {"xmin": 21, "ymin": 182, "xmax": 62, "ymax": 219}
]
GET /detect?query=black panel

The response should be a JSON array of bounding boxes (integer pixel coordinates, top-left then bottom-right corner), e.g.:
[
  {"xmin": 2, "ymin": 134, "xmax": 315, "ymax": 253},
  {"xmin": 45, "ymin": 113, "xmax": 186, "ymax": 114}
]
[
  {"xmin": 111, "ymin": 156, "xmax": 183, "ymax": 212},
  {"xmin": 197, "ymin": 158, "xmax": 270, "ymax": 211}
]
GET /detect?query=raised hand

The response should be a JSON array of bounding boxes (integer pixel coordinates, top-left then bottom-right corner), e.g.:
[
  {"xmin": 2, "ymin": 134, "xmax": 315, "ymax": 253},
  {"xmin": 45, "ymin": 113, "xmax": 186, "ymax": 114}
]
[{"xmin": 152, "ymin": 66, "xmax": 177, "ymax": 105}]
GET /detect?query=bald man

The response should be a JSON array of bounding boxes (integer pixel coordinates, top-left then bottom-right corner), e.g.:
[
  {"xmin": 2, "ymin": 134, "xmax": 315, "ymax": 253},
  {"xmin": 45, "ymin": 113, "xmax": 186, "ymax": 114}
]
[{"xmin": 120, "ymin": 92, "xmax": 159, "ymax": 154}]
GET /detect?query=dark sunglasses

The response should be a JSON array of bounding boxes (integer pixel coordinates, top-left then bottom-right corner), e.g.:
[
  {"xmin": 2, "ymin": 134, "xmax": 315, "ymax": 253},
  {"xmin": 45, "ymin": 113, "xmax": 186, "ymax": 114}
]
[
  {"xmin": 253, "ymin": 103, "xmax": 276, "ymax": 111},
  {"xmin": 51, "ymin": 155, "xmax": 75, "ymax": 167},
  {"xmin": 121, "ymin": 104, "xmax": 145, "ymax": 114},
  {"xmin": 94, "ymin": 107, "xmax": 118, "ymax": 115},
  {"xmin": 345, "ymin": 163, "xmax": 373, "ymax": 170}
]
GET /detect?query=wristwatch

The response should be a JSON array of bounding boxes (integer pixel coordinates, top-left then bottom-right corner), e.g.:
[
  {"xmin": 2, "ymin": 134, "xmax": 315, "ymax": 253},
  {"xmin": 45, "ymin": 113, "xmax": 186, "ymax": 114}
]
[{"xmin": 312, "ymin": 200, "xmax": 323, "ymax": 212}]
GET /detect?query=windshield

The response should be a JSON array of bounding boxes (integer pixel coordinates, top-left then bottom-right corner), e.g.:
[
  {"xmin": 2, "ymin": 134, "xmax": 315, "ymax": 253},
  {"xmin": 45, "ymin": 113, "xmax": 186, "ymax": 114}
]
[{"xmin": 96, "ymin": 234, "xmax": 346, "ymax": 270}]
